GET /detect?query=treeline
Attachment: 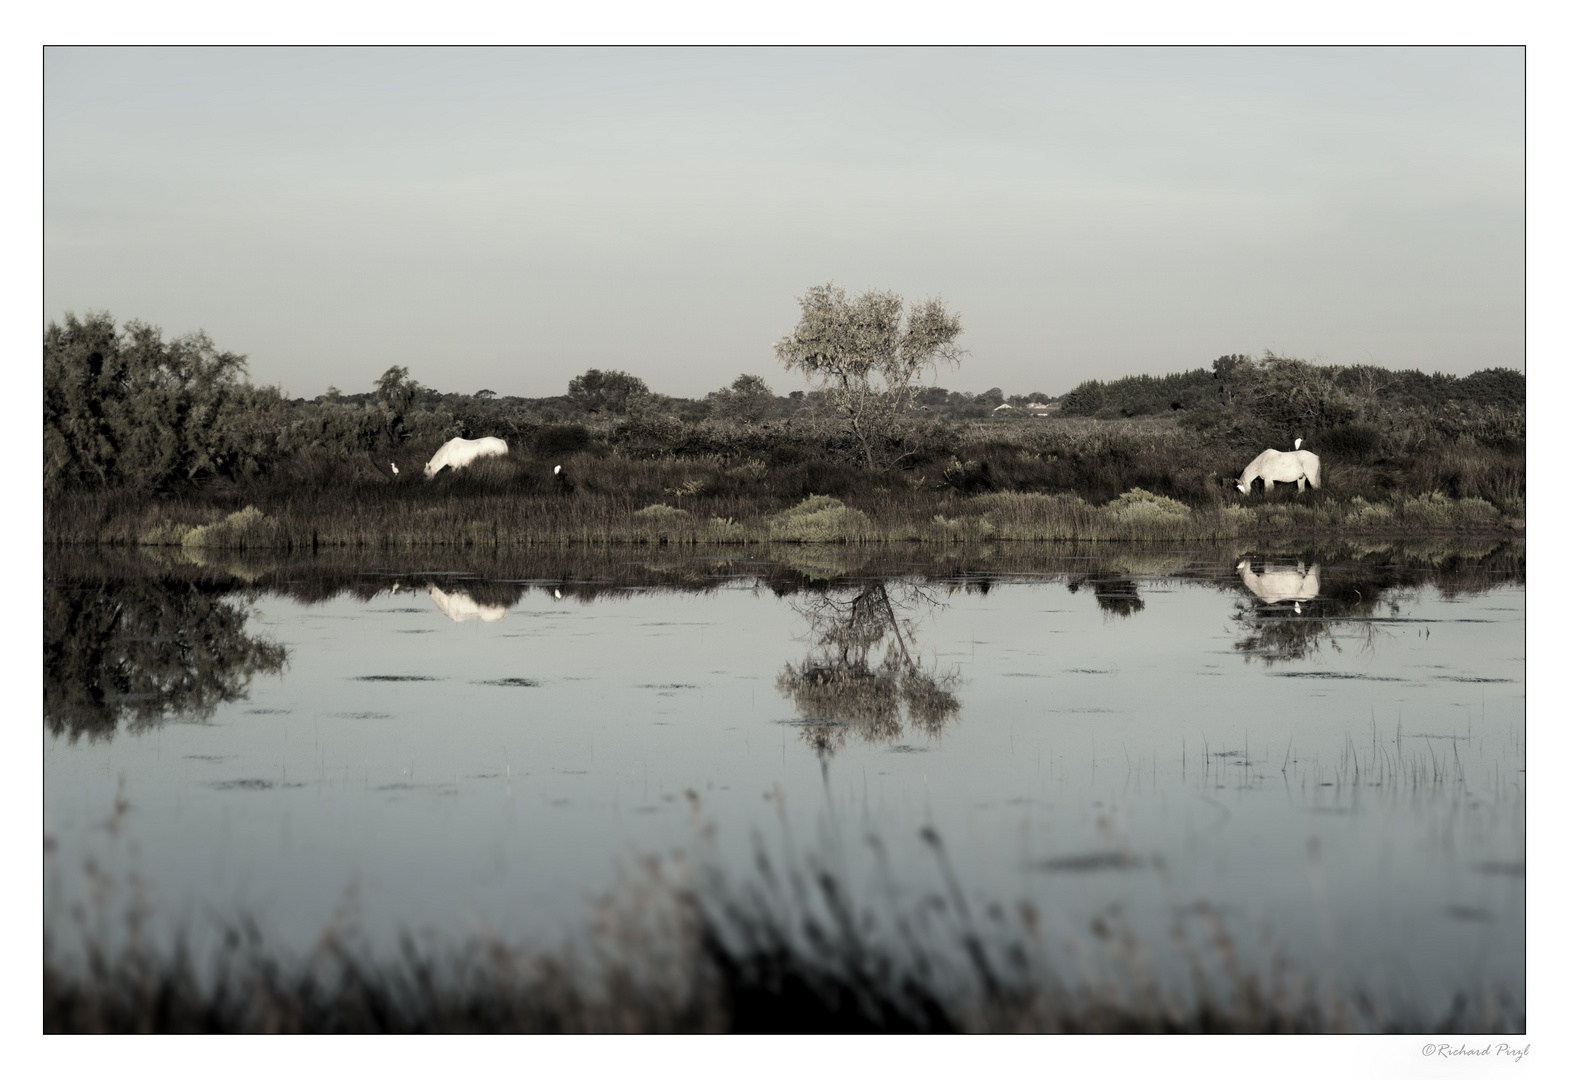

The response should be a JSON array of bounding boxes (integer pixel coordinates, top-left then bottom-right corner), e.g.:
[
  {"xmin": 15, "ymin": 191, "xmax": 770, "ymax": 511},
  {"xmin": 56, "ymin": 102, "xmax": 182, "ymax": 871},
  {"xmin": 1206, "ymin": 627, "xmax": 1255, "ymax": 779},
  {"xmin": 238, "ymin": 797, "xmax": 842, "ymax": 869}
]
[
  {"xmin": 43, "ymin": 312, "xmax": 1061, "ymax": 496},
  {"xmin": 1061, "ymin": 352, "xmax": 1524, "ymax": 426},
  {"xmin": 44, "ymin": 313, "xmax": 1524, "ymax": 539}
]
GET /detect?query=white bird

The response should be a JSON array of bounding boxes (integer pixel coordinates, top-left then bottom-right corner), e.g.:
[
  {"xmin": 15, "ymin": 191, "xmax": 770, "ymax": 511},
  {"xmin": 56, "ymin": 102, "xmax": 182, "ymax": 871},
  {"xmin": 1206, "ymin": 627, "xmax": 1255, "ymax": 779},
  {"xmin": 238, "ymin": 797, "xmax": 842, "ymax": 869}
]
[
  {"xmin": 553, "ymin": 465, "xmax": 562, "ymax": 475},
  {"xmin": 554, "ymin": 588, "xmax": 562, "ymax": 600},
  {"xmin": 391, "ymin": 461, "xmax": 399, "ymax": 475},
  {"xmin": 1294, "ymin": 438, "xmax": 1303, "ymax": 450}
]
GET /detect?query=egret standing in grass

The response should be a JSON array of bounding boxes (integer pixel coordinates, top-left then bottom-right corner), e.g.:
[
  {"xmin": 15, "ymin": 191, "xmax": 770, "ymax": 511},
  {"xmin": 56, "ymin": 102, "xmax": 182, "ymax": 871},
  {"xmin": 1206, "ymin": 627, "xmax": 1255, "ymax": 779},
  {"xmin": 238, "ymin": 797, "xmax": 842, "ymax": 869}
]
[
  {"xmin": 553, "ymin": 465, "xmax": 575, "ymax": 494},
  {"xmin": 391, "ymin": 461, "xmax": 399, "ymax": 476}
]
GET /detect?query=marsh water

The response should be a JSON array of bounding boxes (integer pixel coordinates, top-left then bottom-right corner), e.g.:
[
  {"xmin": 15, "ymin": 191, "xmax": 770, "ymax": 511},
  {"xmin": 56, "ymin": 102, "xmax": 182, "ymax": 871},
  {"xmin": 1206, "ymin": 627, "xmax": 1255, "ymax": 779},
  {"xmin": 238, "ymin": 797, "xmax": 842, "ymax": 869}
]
[{"xmin": 44, "ymin": 541, "xmax": 1525, "ymax": 1015}]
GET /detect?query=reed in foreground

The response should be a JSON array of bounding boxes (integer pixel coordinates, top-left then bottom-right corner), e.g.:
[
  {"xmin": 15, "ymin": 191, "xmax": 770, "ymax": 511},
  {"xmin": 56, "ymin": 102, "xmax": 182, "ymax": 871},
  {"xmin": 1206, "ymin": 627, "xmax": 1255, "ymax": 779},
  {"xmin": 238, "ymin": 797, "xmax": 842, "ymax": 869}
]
[{"xmin": 46, "ymin": 815, "xmax": 1519, "ymax": 1034}]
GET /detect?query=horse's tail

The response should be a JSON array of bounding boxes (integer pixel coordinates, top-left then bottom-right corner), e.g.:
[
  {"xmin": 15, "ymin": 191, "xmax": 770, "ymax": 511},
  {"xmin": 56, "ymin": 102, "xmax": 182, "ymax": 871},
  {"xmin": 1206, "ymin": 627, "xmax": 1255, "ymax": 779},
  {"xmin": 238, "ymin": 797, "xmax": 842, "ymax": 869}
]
[{"xmin": 1306, "ymin": 453, "xmax": 1323, "ymax": 490}]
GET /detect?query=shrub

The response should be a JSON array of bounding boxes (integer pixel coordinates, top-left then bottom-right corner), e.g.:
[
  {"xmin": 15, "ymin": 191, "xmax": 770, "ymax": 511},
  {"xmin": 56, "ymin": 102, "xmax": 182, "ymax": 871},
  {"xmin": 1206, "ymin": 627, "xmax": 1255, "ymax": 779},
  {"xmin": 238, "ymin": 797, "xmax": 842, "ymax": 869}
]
[
  {"xmin": 769, "ymin": 495, "xmax": 871, "ymax": 543},
  {"xmin": 182, "ymin": 506, "xmax": 285, "ymax": 550},
  {"xmin": 140, "ymin": 520, "xmax": 197, "ymax": 546},
  {"xmin": 533, "ymin": 424, "xmax": 593, "ymax": 457}
]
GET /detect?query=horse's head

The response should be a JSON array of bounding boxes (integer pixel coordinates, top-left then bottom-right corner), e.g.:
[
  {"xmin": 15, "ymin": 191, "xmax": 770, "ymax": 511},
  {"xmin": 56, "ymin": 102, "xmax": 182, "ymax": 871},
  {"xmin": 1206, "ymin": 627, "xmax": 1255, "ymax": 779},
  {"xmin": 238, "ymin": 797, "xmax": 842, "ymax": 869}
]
[
  {"xmin": 1235, "ymin": 479, "xmax": 1248, "ymax": 494},
  {"xmin": 423, "ymin": 462, "xmax": 438, "ymax": 479}
]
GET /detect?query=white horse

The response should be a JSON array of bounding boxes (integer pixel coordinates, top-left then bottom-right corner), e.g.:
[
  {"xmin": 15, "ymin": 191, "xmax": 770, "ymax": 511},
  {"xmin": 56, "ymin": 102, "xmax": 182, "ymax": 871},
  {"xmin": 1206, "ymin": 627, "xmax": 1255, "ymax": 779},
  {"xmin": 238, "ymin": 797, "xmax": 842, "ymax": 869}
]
[
  {"xmin": 1236, "ymin": 448, "xmax": 1321, "ymax": 494},
  {"xmin": 1237, "ymin": 560, "xmax": 1321, "ymax": 609},
  {"xmin": 426, "ymin": 584, "xmax": 509, "ymax": 623},
  {"xmin": 423, "ymin": 436, "xmax": 509, "ymax": 478}
]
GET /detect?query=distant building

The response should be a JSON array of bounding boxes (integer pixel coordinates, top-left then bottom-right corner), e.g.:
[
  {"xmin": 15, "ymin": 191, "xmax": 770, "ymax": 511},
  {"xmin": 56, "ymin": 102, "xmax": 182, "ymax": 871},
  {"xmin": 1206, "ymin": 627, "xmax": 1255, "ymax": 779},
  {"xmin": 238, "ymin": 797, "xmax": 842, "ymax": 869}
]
[{"xmin": 1026, "ymin": 402, "xmax": 1060, "ymax": 418}]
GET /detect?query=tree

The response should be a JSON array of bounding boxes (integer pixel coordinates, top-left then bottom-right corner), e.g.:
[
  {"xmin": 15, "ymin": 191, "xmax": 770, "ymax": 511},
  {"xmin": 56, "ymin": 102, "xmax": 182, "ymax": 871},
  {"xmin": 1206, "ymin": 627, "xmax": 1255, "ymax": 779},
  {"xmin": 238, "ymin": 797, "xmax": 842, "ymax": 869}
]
[
  {"xmin": 567, "ymin": 368, "xmax": 650, "ymax": 415},
  {"xmin": 774, "ymin": 284, "xmax": 964, "ymax": 469},
  {"xmin": 44, "ymin": 312, "xmax": 282, "ymax": 493},
  {"xmin": 373, "ymin": 365, "xmax": 423, "ymax": 445},
  {"xmin": 708, "ymin": 373, "xmax": 777, "ymax": 423}
]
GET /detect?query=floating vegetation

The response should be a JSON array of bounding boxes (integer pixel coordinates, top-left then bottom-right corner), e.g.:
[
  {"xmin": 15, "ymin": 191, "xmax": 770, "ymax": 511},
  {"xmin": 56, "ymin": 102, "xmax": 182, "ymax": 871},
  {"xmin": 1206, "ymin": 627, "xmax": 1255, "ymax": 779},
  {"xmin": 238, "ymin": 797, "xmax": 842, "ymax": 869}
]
[{"xmin": 353, "ymin": 675, "xmax": 443, "ymax": 682}]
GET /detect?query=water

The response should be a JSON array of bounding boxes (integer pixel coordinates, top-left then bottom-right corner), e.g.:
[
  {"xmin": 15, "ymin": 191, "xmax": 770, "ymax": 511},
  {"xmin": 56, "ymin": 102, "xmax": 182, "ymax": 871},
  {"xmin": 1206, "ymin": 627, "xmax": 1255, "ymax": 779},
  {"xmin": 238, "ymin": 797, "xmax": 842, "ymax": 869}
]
[{"xmin": 44, "ymin": 542, "xmax": 1525, "ymax": 1016}]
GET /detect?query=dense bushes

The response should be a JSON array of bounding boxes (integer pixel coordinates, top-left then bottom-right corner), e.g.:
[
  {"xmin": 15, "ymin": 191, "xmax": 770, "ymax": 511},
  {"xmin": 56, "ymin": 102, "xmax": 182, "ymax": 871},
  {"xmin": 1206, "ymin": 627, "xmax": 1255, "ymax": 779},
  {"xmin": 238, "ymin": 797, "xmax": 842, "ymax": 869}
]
[
  {"xmin": 1058, "ymin": 352, "xmax": 1525, "ymax": 440},
  {"xmin": 43, "ymin": 316, "xmax": 1523, "ymax": 543},
  {"xmin": 44, "ymin": 312, "xmax": 290, "ymax": 494}
]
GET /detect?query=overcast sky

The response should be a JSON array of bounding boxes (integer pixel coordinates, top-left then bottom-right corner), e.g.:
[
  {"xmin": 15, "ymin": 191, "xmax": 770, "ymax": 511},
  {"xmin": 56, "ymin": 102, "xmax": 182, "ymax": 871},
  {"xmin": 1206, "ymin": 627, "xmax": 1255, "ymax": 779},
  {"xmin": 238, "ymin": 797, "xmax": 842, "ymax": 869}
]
[{"xmin": 43, "ymin": 46, "xmax": 1523, "ymax": 401}]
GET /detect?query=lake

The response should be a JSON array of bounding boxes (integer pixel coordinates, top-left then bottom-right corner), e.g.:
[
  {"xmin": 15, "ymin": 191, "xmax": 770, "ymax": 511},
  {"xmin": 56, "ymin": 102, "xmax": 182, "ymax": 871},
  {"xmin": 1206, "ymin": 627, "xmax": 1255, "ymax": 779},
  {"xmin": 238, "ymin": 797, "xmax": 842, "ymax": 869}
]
[{"xmin": 44, "ymin": 540, "xmax": 1525, "ymax": 1026}]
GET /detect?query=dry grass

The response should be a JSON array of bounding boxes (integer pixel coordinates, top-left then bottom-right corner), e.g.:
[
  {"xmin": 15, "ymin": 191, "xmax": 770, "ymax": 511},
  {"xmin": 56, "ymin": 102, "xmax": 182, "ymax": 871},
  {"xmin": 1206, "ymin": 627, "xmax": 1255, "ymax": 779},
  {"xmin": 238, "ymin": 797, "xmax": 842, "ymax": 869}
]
[{"xmin": 44, "ymin": 811, "xmax": 1521, "ymax": 1034}]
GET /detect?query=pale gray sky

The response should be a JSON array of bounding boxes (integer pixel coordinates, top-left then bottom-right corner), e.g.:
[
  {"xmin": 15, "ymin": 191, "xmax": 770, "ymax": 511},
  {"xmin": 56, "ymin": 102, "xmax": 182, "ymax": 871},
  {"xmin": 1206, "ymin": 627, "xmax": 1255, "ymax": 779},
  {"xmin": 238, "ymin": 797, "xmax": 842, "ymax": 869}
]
[{"xmin": 44, "ymin": 46, "xmax": 1523, "ymax": 400}]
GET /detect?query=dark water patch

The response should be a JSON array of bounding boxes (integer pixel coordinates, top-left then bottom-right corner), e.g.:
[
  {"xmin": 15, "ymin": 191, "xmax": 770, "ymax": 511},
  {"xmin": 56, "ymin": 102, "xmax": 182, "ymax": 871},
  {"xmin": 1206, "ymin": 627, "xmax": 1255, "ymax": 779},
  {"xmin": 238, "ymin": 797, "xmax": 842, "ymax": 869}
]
[
  {"xmin": 396, "ymin": 629, "xmax": 435, "ymax": 634},
  {"xmin": 477, "ymin": 678, "xmax": 540, "ymax": 688},
  {"xmin": 353, "ymin": 675, "xmax": 443, "ymax": 682},
  {"xmin": 1050, "ymin": 707, "xmax": 1114, "ymax": 713},
  {"xmin": 211, "ymin": 779, "xmax": 303, "ymax": 791},
  {"xmin": 244, "ymin": 708, "xmax": 292, "ymax": 715},
  {"xmin": 1269, "ymin": 672, "xmax": 1405, "ymax": 682},
  {"xmin": 329, "ymin": 711, "xmax": 392, "ymax": 720},
  {"xmin": 1445, "ymin": 906, "xmax": 1496, "ymax": 923},
  {"xmin": 376, "ymin": 782, "xmax": 459, "ymax": 794},
  {"xmin": 639, "ymin": 683, "xmax": 699, "ymax": 690},
  {"xmin": 890, "ymin": 745, "xmax": 929, "ymax": 754},
  {"xmin": 1476, "ymin": 861, "xmax": 1525, "ymax": 877},
  {"xmin": 1065, "ymin": 668, "xmax": 1114, "ymax": 675},
  {"xmin": 1433, "ymin": 676, "xmax": 1515, "ymax": 683},
  {"xmin": 1001, "ymin": 672, "xmax": 1043, "ymax": 678},
  {"xmin": 1034, "ymin": 851, "xmax": 1144, "ymax": 873},
  {"xmin": 184, "ymin": 755, "xmax": 231, "ymax": 762}
]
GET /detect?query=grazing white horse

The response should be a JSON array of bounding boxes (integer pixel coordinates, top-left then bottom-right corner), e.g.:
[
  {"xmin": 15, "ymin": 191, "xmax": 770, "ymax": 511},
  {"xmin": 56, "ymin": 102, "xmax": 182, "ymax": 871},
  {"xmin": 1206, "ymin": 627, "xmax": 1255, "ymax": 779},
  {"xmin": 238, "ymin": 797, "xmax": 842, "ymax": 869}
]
[
  {"xmin": 1237, "ymin": 560, "xmax": 1321, "ymax": 607},
  {"xmin": 1236, "ymin": 448, "xmax": 1322, "ymax": 494},
  {"xmin": 426, "ymin": 584, "xmax": 509, "ymax": 623},
  {"xmin": 423, "ymin": 436, "xmax": 509, "ymax": 478}
]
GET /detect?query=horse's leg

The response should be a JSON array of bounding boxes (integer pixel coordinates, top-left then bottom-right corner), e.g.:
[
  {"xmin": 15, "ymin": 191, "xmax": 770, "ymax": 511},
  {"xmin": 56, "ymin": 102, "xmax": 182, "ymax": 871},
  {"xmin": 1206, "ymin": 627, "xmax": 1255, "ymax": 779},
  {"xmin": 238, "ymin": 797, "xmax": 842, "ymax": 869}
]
[
  {"xmin": 1297, "ymin": 477, "xmax": 1306, "ymax": 493},
  {"xmin": 1263, "ymin": 478, "xmax": 1274, "ymax": 492}
]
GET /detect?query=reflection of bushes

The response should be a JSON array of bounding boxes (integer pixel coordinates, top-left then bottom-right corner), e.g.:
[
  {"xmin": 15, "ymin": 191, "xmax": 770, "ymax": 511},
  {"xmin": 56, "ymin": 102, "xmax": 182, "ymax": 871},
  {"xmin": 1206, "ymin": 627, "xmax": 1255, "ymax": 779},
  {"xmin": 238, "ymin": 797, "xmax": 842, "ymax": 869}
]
[
  {"xmin": 44, "ymin": 579, "xmax": 287, "ymax": 742},
  {"xmin": 1068, "ymin": 575, "xmax": 1146, "ymax": 618}
]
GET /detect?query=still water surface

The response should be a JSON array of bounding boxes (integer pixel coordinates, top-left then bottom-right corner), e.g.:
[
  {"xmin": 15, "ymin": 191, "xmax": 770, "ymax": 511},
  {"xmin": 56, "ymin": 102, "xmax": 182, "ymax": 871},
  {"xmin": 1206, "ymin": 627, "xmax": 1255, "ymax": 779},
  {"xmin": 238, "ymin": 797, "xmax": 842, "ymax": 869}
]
[{"xmin": 45, "ymin": 542, "xmax": 1524, "ymax": 1012}]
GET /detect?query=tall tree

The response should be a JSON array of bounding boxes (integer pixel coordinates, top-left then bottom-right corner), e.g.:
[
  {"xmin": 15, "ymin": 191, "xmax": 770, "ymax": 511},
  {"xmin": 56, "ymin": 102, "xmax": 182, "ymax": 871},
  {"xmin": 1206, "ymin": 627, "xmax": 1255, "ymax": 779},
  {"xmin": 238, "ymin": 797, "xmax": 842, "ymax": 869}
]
[
  {"xmin": 44, "ymin": 312, "xmax": 282, "ymax": 493},
  {"xmin": 774, "ymin": 284, "xmax": 964, "ymax": 469}
]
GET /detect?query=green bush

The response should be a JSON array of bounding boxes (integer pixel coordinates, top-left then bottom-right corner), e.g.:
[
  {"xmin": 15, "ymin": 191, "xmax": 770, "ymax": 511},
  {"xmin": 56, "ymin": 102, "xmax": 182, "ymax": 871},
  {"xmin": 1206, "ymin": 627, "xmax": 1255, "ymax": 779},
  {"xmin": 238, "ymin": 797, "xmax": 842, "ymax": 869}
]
[
  {"xmin": 768, "ymin": 495, "xmax": 871, "ymax": 543},
  {"xmin": 182, "ymin": 506, "xmax": 285, "ymax": 550}
]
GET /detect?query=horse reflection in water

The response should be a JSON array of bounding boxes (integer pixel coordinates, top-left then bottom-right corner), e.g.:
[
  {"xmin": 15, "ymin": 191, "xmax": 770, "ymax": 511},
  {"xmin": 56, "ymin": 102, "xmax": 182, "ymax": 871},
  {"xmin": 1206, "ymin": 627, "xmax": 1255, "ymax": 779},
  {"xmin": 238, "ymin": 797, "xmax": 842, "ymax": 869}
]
[
  {"xmin": 1236, "ymin": 559, "xmax": 1321, "ymax": 614},
  {"xmin": 776, "ymin": 581, "xmax": 960, "ymax": 758},
  {"xmin": 1231, "ymin": 556, "xmax": 1384, "ymax": 664},
  {"xmin": 426, "ymin": 584, "xmax": 509, "ymax": 623}
]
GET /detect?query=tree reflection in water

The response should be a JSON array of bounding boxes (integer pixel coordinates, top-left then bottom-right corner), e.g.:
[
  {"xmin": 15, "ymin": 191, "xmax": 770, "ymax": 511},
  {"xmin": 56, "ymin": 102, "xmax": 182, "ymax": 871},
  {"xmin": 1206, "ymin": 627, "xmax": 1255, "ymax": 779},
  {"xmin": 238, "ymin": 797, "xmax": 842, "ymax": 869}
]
[
  {"xmin": 775, "ymin": 581, "xmax": 961, "ymax": 755},
  {"xmin": 44, "ymin": 579, "xmax": 288, "ymax": 742}
]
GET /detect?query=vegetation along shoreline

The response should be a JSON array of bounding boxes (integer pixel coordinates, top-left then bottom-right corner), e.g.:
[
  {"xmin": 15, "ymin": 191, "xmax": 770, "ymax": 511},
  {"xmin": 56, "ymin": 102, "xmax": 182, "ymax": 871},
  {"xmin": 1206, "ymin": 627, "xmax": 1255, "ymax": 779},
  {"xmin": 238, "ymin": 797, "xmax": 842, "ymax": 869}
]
[{"xmin": 45, "ymin": 304, "xmax": 1523, "ymax": 548}]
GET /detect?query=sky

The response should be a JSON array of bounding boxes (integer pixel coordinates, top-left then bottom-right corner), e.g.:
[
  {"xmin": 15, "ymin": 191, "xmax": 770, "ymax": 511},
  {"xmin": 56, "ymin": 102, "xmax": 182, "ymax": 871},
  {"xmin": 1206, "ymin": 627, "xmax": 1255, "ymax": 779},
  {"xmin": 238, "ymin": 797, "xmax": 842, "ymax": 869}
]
[{"xmin": 44, "ymin": 46, "xmax": 1524, "ymax": 401}]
